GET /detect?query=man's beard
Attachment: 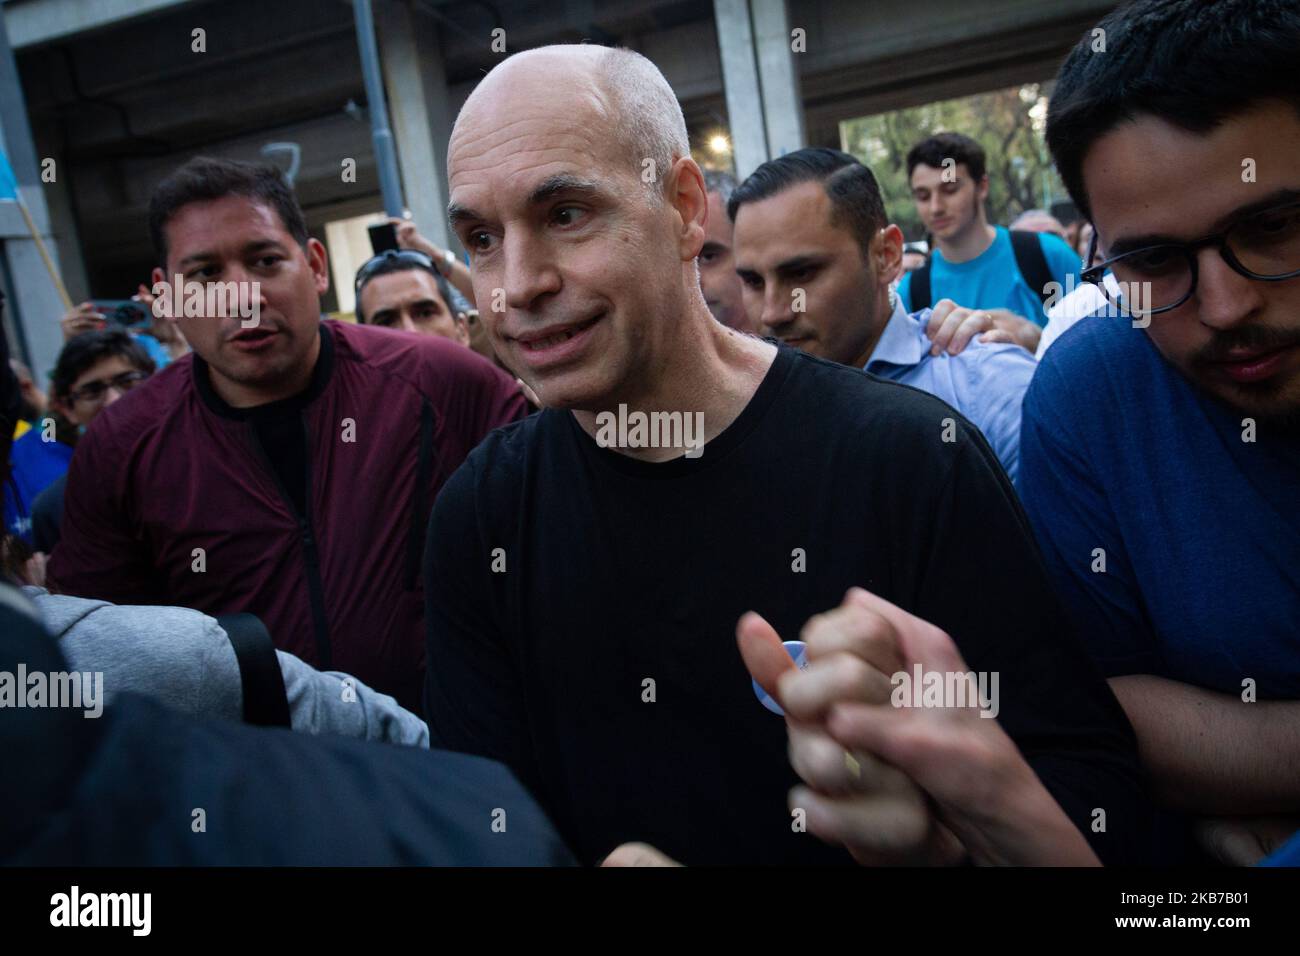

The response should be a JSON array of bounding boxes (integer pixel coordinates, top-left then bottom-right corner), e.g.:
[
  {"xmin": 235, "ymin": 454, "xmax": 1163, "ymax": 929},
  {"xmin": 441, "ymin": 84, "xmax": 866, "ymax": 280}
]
[{"xmin": 1187, "ymin": 323, "xmax": 1300, "ymax": 429}]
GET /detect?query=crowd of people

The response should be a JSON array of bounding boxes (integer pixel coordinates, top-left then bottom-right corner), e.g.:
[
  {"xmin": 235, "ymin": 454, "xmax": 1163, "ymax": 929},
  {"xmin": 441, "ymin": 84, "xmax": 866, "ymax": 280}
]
[{"xmin": 1, "ymin": 0, "xmax": 1297, "ymax": 867}]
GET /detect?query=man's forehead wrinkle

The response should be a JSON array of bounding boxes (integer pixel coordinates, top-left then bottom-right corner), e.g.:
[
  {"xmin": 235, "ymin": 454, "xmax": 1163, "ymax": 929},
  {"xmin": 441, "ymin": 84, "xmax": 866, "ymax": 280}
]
[{"xmin": 450, "ymin": 112, "xmax": 610, "ymax": 183}]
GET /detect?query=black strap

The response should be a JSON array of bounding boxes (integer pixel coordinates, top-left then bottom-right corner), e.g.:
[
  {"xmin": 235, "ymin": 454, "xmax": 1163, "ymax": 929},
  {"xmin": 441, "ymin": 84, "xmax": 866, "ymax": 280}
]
[
  {"xmin": 217, "ymin": 613, "xmax": 291, "ymax": 728},
  {"xmin": 1009, "ymin": 229, "xmax": 1055, "ymax": 315},
  {"xmin": 405, "ymin": 399, "xmax": 437, "ymax": 589},
  {"xmin": 910, "ymin": 258, "xmax": 933, "ymax": 311}
]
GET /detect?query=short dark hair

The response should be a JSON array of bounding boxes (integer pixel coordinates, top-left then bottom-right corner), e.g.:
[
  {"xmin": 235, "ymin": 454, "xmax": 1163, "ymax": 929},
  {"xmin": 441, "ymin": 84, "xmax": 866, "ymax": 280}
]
[
  {"xmin": 354, "ymin": 253, "xmax": 466, "ymax": 324},
  {"xmin": 51, "ymin": 330, "xmax": 155, "ymax": 401},
  {"xmin": 906, "ymin": 132, "xmax": 986, "ymax": 183},
  {"xmin": 148, "ymin": 156, "xmax": 309, "ymax": 266},
  {"xmin": 727, "ymin": 148, "xmax": 887, "ymax": 257},
  {"xmin": 1047, "ymin": 0, "xmax": 1300, "ymax": 221}
]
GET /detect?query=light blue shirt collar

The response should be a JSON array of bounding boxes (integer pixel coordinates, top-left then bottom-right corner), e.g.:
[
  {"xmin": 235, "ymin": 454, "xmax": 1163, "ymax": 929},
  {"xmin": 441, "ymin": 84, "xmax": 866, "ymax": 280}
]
[{"xmin": 863, "ymin": 297, "xmax": 925, "ymax": 371}]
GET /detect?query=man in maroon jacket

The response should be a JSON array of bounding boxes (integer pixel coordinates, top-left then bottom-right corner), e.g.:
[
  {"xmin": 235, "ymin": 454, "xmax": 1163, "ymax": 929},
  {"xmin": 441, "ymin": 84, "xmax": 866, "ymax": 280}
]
[{"xmin": 47, "ymin": 157, "xmax": 528, "ymax": 710}]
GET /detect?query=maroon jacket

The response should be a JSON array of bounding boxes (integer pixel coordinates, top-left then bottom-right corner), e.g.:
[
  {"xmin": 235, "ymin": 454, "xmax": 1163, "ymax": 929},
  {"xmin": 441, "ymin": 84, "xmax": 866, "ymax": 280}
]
[{"xmin": 48, "ymin": 320, "xmax": 527, "ymax": 710}]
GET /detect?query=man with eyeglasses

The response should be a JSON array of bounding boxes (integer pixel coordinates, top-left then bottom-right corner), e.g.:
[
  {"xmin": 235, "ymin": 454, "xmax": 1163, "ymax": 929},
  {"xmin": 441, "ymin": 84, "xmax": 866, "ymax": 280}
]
[
  {"xmin": 3, "ymin": 330, "xmax": 154, "ymax": 553},
  {"xmin": 1019, "ymin": 0, "xmax": 1300, "ymax": 864}
]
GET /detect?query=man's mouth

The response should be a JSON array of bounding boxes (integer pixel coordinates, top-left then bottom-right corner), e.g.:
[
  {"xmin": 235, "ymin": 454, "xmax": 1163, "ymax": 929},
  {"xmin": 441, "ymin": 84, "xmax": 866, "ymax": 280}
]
[
  {"xmin": 512, "ymin": 313, "xmax": 604, "ymax": 364},
  {"xmin": 776, "ymin": 332, "xmax": 813, "ymax": 347},
  {"xmin": 229, "ymin": 327, "xmax": 278, "ymax": 351},
  {"xmin": 1211, "ymin": 343, "xmax": 1299, "ymax": 384}
]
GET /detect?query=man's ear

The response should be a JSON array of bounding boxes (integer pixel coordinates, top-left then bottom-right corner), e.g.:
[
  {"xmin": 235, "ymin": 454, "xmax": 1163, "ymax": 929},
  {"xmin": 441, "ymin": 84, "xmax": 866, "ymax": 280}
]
[
  {"xmin": 453, "ymin": 315, "xmax": 472, "ymax": 348},
  {"xmin": 306, "ymin": 238, "xmax": 330, "ymax": 296},
  {"xmin": 976, "ymin": 175, "xmax": 990, "ymax": 203},
  {"xmin": 875, "ymin": 224, "xmax": 905, "ymax": 288},
  {"xmin": 667, "ymin": 157, "xmax": 708, "ymax": 262}
]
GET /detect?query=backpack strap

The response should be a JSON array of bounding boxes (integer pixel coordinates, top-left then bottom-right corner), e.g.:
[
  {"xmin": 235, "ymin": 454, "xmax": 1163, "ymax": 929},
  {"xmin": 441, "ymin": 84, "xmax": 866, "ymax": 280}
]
[
  {"xmin": 909, "ymin": 258, "xmax": 932, "ymax": 311},
  {"xmin": 217, "ymin": 612, "xmax": 291, "ymax": 728},
  {"xmin": 1009, "ymin": 229, "xmax": 1055, "ymax": 317}
]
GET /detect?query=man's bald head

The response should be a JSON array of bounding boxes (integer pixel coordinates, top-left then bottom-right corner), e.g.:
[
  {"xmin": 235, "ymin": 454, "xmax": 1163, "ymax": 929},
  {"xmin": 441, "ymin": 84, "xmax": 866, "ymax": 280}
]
[
  {"xmin": 445, "ymin": 43, "xmax": 711, "ymax": 412},
  {"xmin": 453, "ymin": 45, "xmax": 689, "ymax": 200}
]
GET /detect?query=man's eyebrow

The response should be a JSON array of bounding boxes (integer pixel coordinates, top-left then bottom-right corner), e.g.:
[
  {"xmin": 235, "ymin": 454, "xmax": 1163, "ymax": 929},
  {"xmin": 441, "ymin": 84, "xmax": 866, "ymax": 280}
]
[
  {"xmin": 175, "ymin": 239, "xmax": 285, "ymax": 270},
  {"xmin": 1107, "ymin": 187, "xmax": 1300, "ymax": 255},
  {"xmin": 774, "ymin": 255, "xmax": 825, "ymax": 274},
  {"xmin": 527, "ymin": 175, "xmax": 602, "ymax": 206},
  {"xmin": 447, "ymin": 202, "xmax": 481, "ymax": 229},
  {"xmin": 700, "ymin": 241, "xmax": 726, "ymax": 254},
  {"xmin": 448, "ymin": 176, "xmax": 604, "ymax": 230}
]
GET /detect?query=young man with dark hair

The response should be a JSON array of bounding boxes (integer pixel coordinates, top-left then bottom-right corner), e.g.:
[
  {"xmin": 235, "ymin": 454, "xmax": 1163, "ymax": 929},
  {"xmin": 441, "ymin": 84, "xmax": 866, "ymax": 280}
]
[
  {"xmin": 47, "ymin": 156, "xmax": 529, "ymax": 711},
  {"xmin": 729, "ymin": 147, "xmax": 1036, "ymax": 479},
  {"xmin": 900, "ymin": 132, "xmax": 1080, "ymax": 336},
  {"xmin": 354, "ymin": 248, "xmax": 472, "ymax": 345},
  {"xmin": 26, "ymin": 330, "xmax": 158, "ymax": 553},
  {"xmin": 4, "ymin": 330, "xmax": 154, "ymax": 551},
  {"xmin": 1020, "ymin": 0, "xmax": 1300, "ymax": 863},
  {"xmin": 426, "ymin": 44, "xmax": 1150, "ymax": 867}
]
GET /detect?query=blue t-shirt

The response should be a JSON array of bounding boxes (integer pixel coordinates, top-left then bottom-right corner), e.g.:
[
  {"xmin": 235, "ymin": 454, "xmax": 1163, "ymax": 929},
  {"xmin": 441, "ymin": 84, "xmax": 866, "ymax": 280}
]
[
  {"xmin": 898, "ymin": 226, "xmax": 1080, "ymax": 327},
  {"xmin": 1017, "ymin": 314, "xmax": 1300, "ymax": 698},
  {"xmin": 134, "ymin": 333, "xmax": 171, "ymax": 369},
  {"xmin": 3, "ymin": 430, "xmax": 74, "ymax": 546}
]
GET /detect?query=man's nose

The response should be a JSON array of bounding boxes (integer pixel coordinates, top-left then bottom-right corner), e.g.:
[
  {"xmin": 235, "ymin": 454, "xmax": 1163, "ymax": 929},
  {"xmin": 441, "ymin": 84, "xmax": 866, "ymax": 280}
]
[
  {"xmin": 102, "ymin": 385, "xmax": 127, "ymax": 407},
  {"xmin": 759, "ymin": 286, "xmax": 795, "ymax": 332},
  {"xmin": 1194, "ymin": 249, "xmax": 1264, "ymax": 331},
  {"xmin": 399, "ymin": 312, "xmax": 420, "ymax": 333},
  {"xmin": 502, "ymin": 232, "xmax": 561, "ymax": 312}
]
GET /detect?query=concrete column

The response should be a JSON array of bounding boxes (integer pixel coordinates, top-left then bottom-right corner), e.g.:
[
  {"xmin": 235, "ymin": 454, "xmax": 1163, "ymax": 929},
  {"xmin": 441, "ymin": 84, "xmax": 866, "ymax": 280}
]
[
  {"xmin": 375, "ymin": 0, "xmax": 455, "ymax": 250},
  {"xmin": 712, "ymin": 0, "xmax": 806, "ymax": 181},
  {"xmin": 0, "ymin": 12, "xmax": 66, "ymax": 385},
  {"xmin": 751, "ymin": 0, "xmax": 805, "ymax": 160},
  {"xmin": 713, "ymin": 0, "xmax": 767, "ymax": 180}
]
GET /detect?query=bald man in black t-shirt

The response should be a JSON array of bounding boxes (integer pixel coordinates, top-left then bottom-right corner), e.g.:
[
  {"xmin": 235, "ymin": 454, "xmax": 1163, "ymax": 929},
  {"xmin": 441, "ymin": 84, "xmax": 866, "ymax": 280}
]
[{"xmin": 424, "ymin": 43, "xmax": 1153, "ymax": 866}]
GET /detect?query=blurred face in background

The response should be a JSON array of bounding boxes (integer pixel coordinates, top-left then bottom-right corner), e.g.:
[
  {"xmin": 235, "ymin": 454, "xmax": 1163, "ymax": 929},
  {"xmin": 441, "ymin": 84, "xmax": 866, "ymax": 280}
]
[
  {"xmin": 359, "ymin": 267, "xmax": 470, "ymax": 346},
  {"xmin": 698, "ymin": 190, "xmax": 753, "ymax": 332},
  {"xmin": 56, "ymin": 354, "xmax": 149, "ymax": 428},
  {"xmin": 910, "ymin": 163, "xmax": 987, "ymax": 243},
  {"xmin": 154, "ymin": 195, "xmax": 328, "ymax": 408}
]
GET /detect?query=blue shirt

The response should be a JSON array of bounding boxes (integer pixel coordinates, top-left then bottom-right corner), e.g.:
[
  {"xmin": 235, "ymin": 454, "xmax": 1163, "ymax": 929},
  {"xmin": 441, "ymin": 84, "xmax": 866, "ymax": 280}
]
[
  {"xmin": 3, "ymin": 429, "xmax": 74, "ymax": 545},
  {"xmin": 898, "ymin": 226, "xmax": 1081, "ymax": 327},
  {"xmin": 1017, "ymin": 314, "xmax": 1300, "ymax": 698},
  {"xmin": 865, "ymin": 302, "xmax": 1037, "ymax": 481},
  {"xmin": 134, "ymin": 333, "xmax": 171, "ymax": 369}
]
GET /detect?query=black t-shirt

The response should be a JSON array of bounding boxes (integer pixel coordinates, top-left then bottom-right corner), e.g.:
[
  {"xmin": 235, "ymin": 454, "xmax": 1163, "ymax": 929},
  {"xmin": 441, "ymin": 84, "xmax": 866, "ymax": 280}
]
[
  {"xmin": 424, "ymin": 344, "xmax": 1149, "ymax": 865},
  {"xmin": 249, "ymin": 405, "xmax": 308, "ymax": 519},
  {"xmin": 198, "ymin": 329, "xmax": 330, "ymax": 520}
]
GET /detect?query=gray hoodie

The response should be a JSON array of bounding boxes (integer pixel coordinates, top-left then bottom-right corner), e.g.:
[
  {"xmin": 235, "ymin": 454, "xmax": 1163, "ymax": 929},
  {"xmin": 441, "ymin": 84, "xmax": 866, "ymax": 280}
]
[{"xmin": 25, "ymin": 587, "xmax": 428, "ymax": 747}]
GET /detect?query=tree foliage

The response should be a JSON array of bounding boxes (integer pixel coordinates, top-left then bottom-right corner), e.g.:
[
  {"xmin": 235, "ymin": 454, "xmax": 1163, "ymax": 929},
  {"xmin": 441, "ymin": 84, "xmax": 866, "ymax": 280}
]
[{"xmin": 840, "ymin": 84, "xmax": 1067, "ymax": 241}]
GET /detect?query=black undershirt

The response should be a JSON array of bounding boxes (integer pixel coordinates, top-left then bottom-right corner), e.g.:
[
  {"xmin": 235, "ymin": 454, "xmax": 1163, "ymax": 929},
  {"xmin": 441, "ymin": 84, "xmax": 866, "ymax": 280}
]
[
  {"xmin": 424, "ymin": 344, "xmax": 1152, "ymax": 865},
  {"xmin": 197, "ymin": 326, "xmax": 328, "ymax": 520}
]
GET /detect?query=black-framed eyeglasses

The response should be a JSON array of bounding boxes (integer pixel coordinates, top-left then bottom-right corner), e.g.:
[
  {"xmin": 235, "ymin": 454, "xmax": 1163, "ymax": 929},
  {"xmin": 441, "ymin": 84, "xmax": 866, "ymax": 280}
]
[
  {"xmin": 69, "ymin": 370, "xmax": 148, "ymax": 405},
  {"xmin": 353, "ymin": 249, "xmax": 437, "ymax": 300},
  {"xmin": 1082, "ymin": 199, "xmax": 1300, "ymax": 318}
]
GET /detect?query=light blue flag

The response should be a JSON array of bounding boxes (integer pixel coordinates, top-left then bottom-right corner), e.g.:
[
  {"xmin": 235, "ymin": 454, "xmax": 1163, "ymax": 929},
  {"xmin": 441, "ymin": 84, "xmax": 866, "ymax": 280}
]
[{"xmin": 0, "ymin": 148, "xmax": 19, "ymax": 200}]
